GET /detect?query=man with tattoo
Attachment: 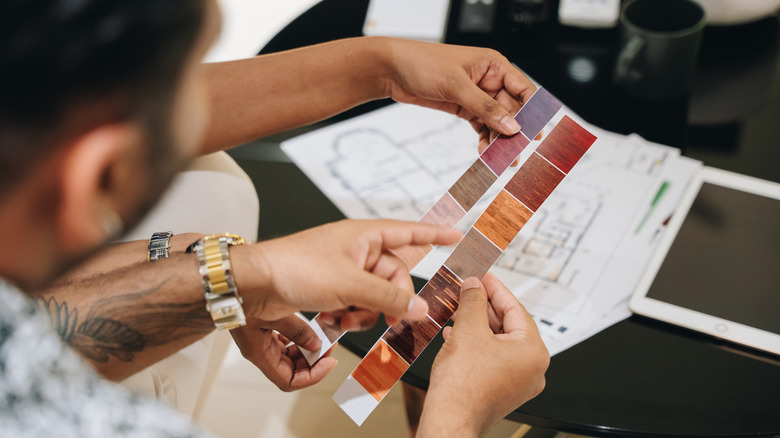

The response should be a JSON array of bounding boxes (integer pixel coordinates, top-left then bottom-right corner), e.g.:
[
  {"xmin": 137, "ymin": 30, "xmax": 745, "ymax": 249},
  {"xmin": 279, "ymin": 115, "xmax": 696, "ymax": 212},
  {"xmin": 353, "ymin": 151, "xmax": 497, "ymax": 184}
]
[{"xmin": 0, "ymin": 0, "xmax": 549, "ymax": 436}]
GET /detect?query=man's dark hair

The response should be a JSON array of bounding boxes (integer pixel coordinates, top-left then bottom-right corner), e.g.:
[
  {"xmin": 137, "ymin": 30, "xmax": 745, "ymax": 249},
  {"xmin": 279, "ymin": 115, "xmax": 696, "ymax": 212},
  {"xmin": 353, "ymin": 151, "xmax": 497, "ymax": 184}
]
[{"xmin": 0, "ymin": 0, "xmax": 207, "ymax": 195}]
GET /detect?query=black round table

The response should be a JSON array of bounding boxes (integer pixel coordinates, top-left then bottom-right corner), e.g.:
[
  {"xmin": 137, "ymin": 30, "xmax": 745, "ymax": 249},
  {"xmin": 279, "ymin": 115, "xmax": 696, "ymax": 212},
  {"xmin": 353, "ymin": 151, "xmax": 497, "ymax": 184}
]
[{"xmin": 230, "ymin": 1, "xmax": 780, "ymax": 436}]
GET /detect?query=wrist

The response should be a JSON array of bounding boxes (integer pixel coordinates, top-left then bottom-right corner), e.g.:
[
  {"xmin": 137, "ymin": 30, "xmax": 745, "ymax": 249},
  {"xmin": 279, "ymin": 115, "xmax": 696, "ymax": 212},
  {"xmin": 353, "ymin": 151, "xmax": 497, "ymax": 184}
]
[
  {"xmin": 350, "ymin": 36, "xmax": 396, "ymax": 100},
  {"xmin": 418, "ymin": 389, "xmax": 486, "ymax": 438},
  {"xmin": 228, "ymin": 242, "xmax": 274, "ymax": 317}
]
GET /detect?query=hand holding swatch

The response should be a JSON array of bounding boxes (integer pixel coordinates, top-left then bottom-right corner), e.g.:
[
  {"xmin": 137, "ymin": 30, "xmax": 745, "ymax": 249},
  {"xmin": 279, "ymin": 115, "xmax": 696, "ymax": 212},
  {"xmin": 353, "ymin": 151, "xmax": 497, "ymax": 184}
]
[
  {"xmin": 416, "ymin": 274, "xmax": 549, "ymax": 437},
  {"xmin": 333, "ymin": 110, "xmax": 597, "ymax": 425},
  {"xmin": 301, "ymin": 87, "xmax": 563, "ymax": 365}
]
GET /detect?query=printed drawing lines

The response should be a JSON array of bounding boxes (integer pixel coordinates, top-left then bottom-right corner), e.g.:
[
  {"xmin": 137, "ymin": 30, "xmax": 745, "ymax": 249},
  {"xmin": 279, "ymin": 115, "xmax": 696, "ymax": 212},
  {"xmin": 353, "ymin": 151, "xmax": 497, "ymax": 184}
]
[
  {"xmin": 498, "ymin": 194, "xmax": 602, "ymax": 284},
  {"xmin": 325, "ymin": 123, "xmax": 476, "ymax": 221}
]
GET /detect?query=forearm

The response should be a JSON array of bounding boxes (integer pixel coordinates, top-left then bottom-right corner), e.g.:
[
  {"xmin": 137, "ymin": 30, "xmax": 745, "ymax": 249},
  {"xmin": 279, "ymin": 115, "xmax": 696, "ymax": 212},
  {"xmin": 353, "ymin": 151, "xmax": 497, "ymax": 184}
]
[
  {"xmin": 201, "ymin": 37, "xmax": 392, "ymax": 153},
  {"xmin": 37, "ymin": 251, "xmax": 213, "ymax": 381},
  {"xmin": 60, "ymin": 233, "xmax": 203, "ymax": 283},
  {"xmin": 417, "ymin": 392, "xmax": 485, "ymax": 438}
]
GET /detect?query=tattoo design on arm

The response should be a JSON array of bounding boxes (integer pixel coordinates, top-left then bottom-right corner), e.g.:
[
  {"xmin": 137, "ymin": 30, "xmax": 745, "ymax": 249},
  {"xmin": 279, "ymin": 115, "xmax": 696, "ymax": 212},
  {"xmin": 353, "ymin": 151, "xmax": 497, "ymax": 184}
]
[{"xmin": 36, "ymin": 279, "xmax": 213, "ymax": 363}]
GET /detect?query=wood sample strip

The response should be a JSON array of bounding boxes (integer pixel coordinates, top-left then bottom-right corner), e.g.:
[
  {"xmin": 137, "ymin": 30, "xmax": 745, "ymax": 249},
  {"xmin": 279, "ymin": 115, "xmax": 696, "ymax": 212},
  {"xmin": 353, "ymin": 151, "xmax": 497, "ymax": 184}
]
[
  {"xmin": 301, "ymin": 88, "xmax": 564, "ymax": 366},
  {"xmin": 336, "ymin": 113, "xmax": 597, "ymax": 426}
]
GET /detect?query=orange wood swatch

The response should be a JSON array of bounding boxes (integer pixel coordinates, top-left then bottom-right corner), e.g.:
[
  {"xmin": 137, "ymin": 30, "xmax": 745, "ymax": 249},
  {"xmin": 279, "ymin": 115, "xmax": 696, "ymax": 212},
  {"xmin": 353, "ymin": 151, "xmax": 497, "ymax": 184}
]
[
  {"xmin": 473, "ymin": 189, "xmax": 534, "ymax": 250},
  {"xmin": 352, "ymin": 340, "xmax": 411, "ymax": 402}
]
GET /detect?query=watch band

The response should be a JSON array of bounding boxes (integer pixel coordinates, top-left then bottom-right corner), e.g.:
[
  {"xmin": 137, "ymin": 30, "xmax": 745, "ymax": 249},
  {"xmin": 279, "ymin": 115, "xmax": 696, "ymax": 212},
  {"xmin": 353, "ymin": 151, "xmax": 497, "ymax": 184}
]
[
  {"xmin": 191, "ymin": 233, "xmax": 247, "ymax": 330},
  {"xmin": 148, "ymin": 231, "xmax": 174, "ymax": 262}
]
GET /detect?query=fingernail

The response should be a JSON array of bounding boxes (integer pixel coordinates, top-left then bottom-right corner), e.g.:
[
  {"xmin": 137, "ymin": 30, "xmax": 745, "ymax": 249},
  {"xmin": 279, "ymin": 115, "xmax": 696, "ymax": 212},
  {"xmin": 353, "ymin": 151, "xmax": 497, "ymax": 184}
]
[
  {"xmin": 500, "ymin": 116, "xmax": 521, "ymax": 134},
  {"xmin": 407, "ymin": 296, "xmax": 429, "ymax": 319},
  {"xmin": 462, "ymin": 277, "xmax": 481, "ymax": 291}
]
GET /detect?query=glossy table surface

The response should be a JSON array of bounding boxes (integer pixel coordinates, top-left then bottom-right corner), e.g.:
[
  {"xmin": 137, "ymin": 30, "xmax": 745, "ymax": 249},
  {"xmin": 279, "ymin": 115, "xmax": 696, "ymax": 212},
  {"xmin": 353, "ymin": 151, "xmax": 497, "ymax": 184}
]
[{"xmin": 228, "ymin": 1, "xmax": 780, "ymax": 436}]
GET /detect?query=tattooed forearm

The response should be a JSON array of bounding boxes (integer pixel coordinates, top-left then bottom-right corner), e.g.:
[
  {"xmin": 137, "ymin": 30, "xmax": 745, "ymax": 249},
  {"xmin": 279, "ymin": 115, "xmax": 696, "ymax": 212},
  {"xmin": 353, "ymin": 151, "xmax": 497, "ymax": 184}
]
[{"xmin": 36, "ymin": 280, "xmax": 212, "ymax": 364}]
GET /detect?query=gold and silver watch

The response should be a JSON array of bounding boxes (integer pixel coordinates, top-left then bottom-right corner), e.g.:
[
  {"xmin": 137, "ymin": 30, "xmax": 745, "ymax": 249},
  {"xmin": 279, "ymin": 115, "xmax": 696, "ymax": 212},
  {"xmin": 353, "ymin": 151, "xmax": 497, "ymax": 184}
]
[
  {"xmin": 148, "ymin": 231, "xmax": 174, "ymax": 262},
  {"xmin": 188, "ymin": 233, "xmax": 247, "ymax": 330}
]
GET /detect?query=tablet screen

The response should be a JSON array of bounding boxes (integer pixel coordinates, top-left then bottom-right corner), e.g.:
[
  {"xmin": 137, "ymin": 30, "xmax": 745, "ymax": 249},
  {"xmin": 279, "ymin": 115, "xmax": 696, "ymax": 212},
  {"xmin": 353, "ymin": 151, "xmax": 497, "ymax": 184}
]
[{"xmin": 646, "ymin": 182, "xmax": 780, "ymax": 335}]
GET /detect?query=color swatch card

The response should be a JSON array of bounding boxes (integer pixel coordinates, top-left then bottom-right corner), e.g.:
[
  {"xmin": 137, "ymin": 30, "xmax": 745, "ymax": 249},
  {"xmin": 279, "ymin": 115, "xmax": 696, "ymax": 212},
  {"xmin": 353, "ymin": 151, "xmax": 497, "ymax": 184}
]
[
  {"xmin": 332, "ymin": 107, "xmax": 597, "ymax": 424},
  {"xmin": 301, "ymin": 87, "xmax": 564, "ymax": 365},
  {"xmin": 283, "ymin": 91, "xmax": 701, "ymax": 369}
]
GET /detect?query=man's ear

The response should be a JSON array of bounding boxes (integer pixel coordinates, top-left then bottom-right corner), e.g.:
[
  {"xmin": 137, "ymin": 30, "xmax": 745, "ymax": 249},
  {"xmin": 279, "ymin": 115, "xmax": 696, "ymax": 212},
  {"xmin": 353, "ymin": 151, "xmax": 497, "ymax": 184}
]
[{"xmin": 57, "ymin": 123, "xmax": 144, "ymax": 255}]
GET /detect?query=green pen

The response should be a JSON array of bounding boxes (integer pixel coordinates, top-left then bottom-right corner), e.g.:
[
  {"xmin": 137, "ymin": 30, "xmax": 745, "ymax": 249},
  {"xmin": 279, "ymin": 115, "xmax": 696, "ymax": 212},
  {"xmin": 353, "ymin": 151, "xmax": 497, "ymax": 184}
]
[{"xmin": 635, "ymin": 180, "xmax": 670, "ymax": 234}]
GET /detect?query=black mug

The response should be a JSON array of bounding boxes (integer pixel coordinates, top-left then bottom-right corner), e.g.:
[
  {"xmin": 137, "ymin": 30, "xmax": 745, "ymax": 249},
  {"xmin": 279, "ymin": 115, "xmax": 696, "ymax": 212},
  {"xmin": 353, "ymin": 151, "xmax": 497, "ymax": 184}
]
[{"xmin": 614, "ymin": 0, "xmax": 707, "ymax": 101}]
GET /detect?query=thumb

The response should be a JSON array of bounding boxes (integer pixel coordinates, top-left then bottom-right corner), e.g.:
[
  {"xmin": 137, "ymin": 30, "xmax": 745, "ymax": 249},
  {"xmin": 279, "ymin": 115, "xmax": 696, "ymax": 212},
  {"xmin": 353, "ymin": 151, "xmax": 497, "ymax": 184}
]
[
  {"xmin": 453, "ymin": 277, "xmax": 490, "ymax": 331},
  {"xmin": 457, "ymin": 81, "xmax": 520, "ymax": 136},
  {"xmin": 272, "ymin": 315, "xmax": 321, "ymax": 352}
]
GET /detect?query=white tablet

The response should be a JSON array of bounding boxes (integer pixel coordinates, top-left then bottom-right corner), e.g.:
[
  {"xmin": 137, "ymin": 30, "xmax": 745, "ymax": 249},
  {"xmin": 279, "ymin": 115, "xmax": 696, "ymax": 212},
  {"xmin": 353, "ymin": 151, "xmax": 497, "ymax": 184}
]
[{"xmin": 629, "ymin": 167, "xmax": 780, "ymax": 356}]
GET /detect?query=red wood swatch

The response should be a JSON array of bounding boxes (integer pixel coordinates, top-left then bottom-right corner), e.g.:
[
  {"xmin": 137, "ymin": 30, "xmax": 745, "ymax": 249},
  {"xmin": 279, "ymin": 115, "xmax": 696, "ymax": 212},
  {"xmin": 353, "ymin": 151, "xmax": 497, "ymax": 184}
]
[
  {"xmin": 535, "ymin": 115, "xmax": 597, "ymax": 173},
  {"xmin": 504, "ymin": 153, "xmax": 565, "ymax": 212}
]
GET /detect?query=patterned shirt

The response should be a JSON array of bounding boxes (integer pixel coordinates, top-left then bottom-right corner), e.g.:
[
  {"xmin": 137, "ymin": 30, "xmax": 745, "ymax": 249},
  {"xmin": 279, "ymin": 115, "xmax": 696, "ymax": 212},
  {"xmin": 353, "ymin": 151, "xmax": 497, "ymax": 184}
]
[{"xmin": 0, "ymin": 278, "xmax": 211, "ymax": 437}]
